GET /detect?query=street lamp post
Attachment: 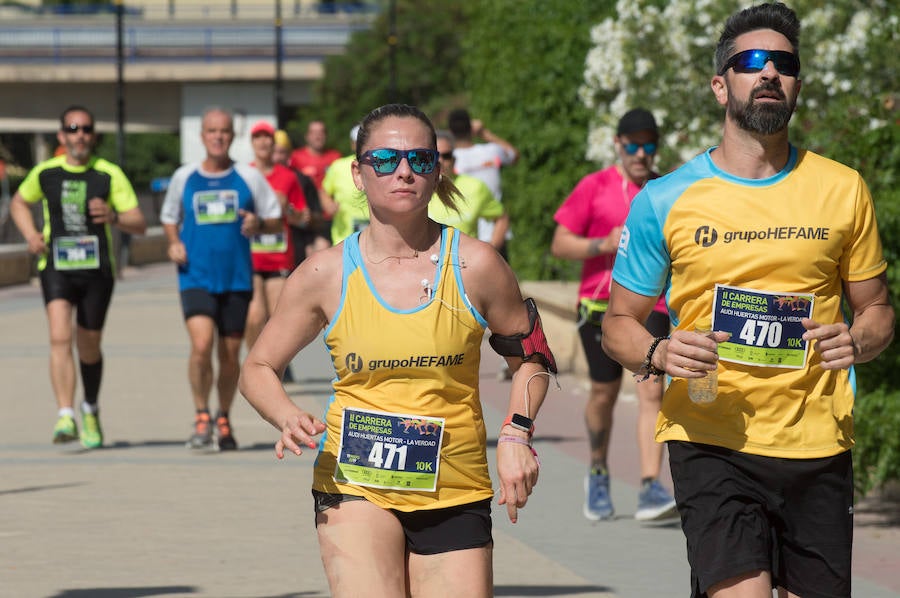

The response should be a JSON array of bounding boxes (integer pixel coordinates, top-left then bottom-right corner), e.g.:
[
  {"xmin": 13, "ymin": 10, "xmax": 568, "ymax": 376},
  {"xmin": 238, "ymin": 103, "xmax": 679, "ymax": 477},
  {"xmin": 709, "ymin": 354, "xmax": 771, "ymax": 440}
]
[
  {"xmin": 115, "ymin": 0, "xmax": 125, "ymax": 167},
  {"xmin": 275, "ymin": 0, "xmax": 284, "ymax": 128}
]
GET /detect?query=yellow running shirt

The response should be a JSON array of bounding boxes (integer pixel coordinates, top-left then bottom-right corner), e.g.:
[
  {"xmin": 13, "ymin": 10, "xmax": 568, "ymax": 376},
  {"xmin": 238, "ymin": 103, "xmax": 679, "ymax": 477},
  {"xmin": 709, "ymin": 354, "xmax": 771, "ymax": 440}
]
[
  {"xmin": 613, "ymin": 147, "xmax": 886, "ymax": 458},
  {"xmin": 313, "ymin": 225, "xmax": 494, "ymax": 511}
]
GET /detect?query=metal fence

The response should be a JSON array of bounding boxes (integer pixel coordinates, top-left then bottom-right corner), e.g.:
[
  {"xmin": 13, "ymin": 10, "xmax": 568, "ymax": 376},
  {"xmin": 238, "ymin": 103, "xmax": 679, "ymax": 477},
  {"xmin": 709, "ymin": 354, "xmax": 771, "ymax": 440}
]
[
  {"xmin": 0, "ymin": 21, "xmax": 372, "ymax": 63},
  {"xmin": 0, "ymin": 1, "xmax": 378, "ymax": 21}
]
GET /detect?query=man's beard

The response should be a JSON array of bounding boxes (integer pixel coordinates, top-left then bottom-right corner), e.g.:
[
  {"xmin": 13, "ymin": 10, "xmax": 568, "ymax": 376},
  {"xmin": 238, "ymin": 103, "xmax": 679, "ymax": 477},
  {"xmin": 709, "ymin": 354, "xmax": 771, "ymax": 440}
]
[
  {"xmin": 729, "ymin": 81, "xmax": 795, "ymax": 135},
  {"xmin": 66, "ymin": 143, "xmax": 91, "ymax": 162}
]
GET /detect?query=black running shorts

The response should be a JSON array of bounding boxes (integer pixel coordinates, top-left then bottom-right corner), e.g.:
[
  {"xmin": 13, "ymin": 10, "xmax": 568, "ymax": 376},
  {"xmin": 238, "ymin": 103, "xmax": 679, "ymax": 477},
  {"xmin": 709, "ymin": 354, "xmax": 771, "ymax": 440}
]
[
  {"xmin": 180, "ymin": 289, "xmax": 252, "ymax": 337},
  {"xmin": 39, "ymin": 268, "xmax": 115, "ymax": 331},
  {"xmin": 312, "ymin": 490, "xmax": 493, "ymax": 555},
  {"xmin": 578, "ymin": 309, "xmax": 669, "ymax": 383},
  {"xmin": 667, "ymin": 441, "xmax": 853, "ymax": 598}
]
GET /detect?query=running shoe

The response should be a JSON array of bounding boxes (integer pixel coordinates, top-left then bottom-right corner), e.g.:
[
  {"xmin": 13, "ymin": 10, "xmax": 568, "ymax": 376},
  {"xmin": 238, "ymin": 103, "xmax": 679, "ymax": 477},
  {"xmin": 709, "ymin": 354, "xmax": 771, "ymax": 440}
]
[
  {"xmin": 80, "ymin": 411, "xmax": 103, "ymax": 449},
  {"xmin": 53, "ymin": 415, "xmax": 78, "ymax": 444},
  {"xmin": 635, "ymin": 478, "xmax": 678, "ymax": 521},
  {"xmin": 584, "ymin": 468, "xmax": 614, "ymax": 520},
  {"xmin": 187, "ymin": 412, "xmax": 213, "ymax": 449},
  {"xmin": 215, "ymin": 413, "xmax": 238, "ymax": 451}
]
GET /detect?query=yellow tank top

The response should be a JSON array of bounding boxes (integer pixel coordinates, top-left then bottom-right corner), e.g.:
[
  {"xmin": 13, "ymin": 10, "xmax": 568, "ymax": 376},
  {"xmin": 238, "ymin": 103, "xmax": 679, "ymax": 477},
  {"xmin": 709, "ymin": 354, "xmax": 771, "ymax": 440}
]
[{"xmin": 313, "ymin": 226, "xmax": 493, "ymax": 511}]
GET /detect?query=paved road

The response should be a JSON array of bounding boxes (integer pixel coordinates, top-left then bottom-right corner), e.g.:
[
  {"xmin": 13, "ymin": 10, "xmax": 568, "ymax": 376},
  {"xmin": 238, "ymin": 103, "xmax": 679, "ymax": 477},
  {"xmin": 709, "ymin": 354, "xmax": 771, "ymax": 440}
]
[{"xmin": 1, "ymin": 263, "xmax": 897, "ymax": 597}]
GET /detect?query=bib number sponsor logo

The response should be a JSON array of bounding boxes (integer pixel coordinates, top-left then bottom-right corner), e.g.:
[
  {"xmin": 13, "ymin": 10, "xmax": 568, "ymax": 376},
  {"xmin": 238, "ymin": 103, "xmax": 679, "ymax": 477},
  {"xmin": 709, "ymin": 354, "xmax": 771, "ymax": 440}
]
[
  {"xmin": 334, "ymin": 408, "xmax": 445, "ymax": 492},
  {"xmin": 713, "ymin": 284, "xmax": 813, "ymax": 368}
]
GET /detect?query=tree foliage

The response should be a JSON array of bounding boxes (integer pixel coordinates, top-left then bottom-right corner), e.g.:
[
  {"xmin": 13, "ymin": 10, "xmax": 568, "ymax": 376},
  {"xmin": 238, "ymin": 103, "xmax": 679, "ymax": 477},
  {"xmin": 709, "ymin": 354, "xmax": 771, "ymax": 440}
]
[
  {"xmin": 287, "ymin": 0, "xmax": 468, "ymax": 156},
  {"xmin": 458, "ymin": 0, "xmax": 614, "ymax": 279},
  {"xmin": 94, "ymin": 133, "xmax": 180, "ymax": 196},
  {"xmin": 580, "ymin": 1, "xmax": 898, "ymax": 170}
]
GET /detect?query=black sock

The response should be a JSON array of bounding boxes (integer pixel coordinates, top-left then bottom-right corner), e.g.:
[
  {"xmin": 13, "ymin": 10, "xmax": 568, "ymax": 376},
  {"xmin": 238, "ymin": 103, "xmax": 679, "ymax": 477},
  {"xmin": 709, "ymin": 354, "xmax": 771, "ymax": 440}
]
[
  {"xmin": 80, "ymin": 357, "xmax": 103, "ymax": 407},
  {"xmin": 641, "ymin": 477, "xmax": 655, "ymax": 487}
]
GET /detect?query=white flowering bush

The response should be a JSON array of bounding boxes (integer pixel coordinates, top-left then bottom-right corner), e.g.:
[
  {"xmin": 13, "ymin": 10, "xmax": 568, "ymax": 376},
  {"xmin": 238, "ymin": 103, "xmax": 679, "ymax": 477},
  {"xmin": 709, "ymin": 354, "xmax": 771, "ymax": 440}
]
[{"xmin": 580, "ymin": 0, "xmax": 898, "ymax": 172}]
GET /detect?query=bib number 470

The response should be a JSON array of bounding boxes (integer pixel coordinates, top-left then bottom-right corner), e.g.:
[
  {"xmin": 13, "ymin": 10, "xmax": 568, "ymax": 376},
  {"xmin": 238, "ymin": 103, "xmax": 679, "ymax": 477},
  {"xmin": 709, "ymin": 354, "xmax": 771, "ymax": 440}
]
[
  {"xmin": 739, "ymin": 319, "xmax": 783, "ymax": 347},
  {"xmin": 368, "ymin": 442, "xmax": 408, "ymax": 470}
]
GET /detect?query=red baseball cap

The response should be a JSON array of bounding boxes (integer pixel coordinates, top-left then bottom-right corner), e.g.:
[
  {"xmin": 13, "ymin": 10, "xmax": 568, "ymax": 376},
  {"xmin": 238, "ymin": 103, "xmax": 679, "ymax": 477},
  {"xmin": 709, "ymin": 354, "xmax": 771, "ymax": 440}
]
[{"xmin": 250, "ymin": 120, "xmax": 275, "ymax": 137}]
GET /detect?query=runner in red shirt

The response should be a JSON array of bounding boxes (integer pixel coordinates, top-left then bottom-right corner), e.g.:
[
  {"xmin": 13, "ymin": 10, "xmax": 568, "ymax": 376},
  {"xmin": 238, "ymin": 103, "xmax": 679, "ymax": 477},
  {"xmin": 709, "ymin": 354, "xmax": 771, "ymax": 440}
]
[
  {"xmin": 288, "ymin": 120, "xmax": 340, "ymax": 256},
  {"xmin": 245, "ymin": 120, "xmax": 309, "ymax": 356}
]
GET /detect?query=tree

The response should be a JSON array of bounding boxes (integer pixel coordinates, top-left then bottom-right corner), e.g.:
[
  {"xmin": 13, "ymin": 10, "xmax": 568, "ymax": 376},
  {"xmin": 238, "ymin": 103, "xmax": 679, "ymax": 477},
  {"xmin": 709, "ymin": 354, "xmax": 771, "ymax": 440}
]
[
  {"xmin": 460, "ymin": 0, "xmax": 614, "ymax": 280},
  {"xmin": 287, "ymin": 0, "xmax": 468, "ymax": 156},
  {"xmin": 94, "ymin": 132, "xmax": 180, "ymax": 196}
]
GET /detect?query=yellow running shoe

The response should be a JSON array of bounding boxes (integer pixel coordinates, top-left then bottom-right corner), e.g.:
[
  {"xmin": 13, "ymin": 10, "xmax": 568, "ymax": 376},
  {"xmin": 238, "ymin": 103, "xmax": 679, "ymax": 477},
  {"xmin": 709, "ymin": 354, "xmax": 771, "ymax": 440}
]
[{"xmin": 53, "ymin": 415, "xmax": 78, "ymax": 444}]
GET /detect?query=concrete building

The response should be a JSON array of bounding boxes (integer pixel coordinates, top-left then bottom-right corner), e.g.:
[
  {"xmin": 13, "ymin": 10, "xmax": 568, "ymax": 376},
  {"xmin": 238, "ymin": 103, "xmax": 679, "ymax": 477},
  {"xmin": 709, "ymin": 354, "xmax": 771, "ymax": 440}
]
[{"xmin": 0, "ymin": 0, "xmax": 376, "ymax": 164}]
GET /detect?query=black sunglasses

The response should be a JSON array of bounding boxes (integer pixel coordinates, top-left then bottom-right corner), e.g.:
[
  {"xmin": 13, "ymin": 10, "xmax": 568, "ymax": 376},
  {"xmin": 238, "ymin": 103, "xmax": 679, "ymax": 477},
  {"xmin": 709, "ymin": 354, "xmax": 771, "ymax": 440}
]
[
  {"xmin": 63, "ymin": 123, "xmax": 95, "ymax": 134},
  {"xmin": 719, "ymin": 49, "xmax": 800, "ymax": 78},
  {"xmin": 622, "ymin": 142, "xmax": 657, "ymax": 156}
]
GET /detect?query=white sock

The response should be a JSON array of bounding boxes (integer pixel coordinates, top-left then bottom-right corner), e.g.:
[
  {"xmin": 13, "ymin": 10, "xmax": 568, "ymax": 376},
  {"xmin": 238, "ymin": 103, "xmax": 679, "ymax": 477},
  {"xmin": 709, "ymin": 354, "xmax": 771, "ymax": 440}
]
[
  {"xmin": 81, "ymin": 402, "xmax": 98, "ymax": 415},
  {"xmin": 58, "ymin": 407, "xmax": 76, "ymax": 418}
]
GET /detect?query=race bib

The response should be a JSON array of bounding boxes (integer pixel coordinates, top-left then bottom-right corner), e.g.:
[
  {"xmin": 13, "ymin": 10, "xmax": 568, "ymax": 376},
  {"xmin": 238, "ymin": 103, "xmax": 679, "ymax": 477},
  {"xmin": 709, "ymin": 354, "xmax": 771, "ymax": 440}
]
[
  {"xmin": 713, "ymin": 284, "xmax": 814, "ymax": 368},
  {"xmin": 251, "ymin": 232, "xmax": 287, "ymax": 253},
  {"xmin": 53, "ymin": 235, "xmax": 100, "ymax": 270},
  {"xmin": 193, "ymin": 190, "xmax": 238, "ymax": 224},
  {"xmin": 334, "ymin": 407, "xmax": 445, "ymax": 492}
]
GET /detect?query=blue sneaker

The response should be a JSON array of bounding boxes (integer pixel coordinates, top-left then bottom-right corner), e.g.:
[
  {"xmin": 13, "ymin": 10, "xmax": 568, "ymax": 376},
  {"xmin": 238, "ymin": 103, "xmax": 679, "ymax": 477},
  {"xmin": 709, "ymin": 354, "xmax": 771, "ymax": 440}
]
[
  {"xmin": 584, "ymin": 469, "xmax": 614, "ymax": 520},
  {"xmin": 635, "ymin": 478, "xmax": 678, "ymax": 521}
]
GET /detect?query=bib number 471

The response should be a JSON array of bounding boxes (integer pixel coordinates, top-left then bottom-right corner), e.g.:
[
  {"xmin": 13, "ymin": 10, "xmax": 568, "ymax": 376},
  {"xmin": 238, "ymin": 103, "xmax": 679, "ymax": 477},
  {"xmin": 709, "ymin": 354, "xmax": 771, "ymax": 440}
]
[
  {"xmin": 368, "ymin": 441, "xmax": 408, "ymax": 470},
  {"xmin": 739, "ymin": 320, "xmax": 783, "ymax": 347}
]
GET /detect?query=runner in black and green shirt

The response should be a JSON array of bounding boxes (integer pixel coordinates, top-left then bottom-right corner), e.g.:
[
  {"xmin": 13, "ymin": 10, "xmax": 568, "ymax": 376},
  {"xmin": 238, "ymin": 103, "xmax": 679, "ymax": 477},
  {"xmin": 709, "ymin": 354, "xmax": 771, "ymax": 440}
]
[{"xmin": 10, "ymin": 105, "xmax": 146, "ymax": 448}]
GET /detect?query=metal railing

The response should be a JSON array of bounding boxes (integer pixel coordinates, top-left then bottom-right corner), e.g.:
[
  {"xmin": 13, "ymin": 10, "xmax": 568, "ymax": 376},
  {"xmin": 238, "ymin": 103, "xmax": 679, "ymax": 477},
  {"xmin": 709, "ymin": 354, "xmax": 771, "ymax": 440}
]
[
  {"xmin": 0, "ymin": 21, "xmax": 372, "ymax": 63},
  {"xmin": 0, "ymin": 1, "xmax": 379, "ymax": 21}
]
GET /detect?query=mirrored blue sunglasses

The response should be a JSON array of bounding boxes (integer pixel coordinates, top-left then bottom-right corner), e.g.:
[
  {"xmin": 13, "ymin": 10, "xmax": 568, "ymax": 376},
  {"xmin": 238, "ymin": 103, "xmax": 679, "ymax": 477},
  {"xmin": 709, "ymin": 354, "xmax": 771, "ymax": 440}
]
[
  {"xmin": 719, "ymin": 49, "xmax": 800, "ymax": 77},
  {"xmin": 623, "ymin": 142, "xmax": 657, "ymax": 156},
  {"xmin": 359, "ymin": 148, "xmax": 438, "ymax": 175}
]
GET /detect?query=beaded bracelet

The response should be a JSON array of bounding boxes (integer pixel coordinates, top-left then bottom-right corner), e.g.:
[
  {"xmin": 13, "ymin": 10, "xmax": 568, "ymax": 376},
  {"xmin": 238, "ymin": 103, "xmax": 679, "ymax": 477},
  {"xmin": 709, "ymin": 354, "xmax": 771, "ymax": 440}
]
[
  {"xmin": 498, "ymin": 434, "xmax": 541, "ymax": 467},
  {"xmin": 634, "ymin": 335, "xmax": 668, "ymax": 382}
]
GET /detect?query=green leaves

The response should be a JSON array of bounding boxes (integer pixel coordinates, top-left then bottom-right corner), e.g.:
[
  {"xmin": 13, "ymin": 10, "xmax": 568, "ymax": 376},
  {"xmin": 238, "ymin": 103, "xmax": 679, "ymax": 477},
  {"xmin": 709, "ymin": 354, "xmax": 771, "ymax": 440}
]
[
  {"xmin": 288, "ymin": 0, "xmax": 469, "ymax": 155},
  {"xmin": 461, "ymin": 0, "xmax": 610, "ymax": 279}
]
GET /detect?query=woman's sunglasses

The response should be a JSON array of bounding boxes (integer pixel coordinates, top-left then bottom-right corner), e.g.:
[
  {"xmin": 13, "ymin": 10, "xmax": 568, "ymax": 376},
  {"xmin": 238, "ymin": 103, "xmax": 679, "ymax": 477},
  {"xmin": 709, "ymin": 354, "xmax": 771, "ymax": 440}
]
[
  {"xmin": 359, "ymin": 148, "xmax": 438, "ymax": 175},
  {"xmin": 719, "ymin": 49, "xmax": 800, "ymax": 78}
]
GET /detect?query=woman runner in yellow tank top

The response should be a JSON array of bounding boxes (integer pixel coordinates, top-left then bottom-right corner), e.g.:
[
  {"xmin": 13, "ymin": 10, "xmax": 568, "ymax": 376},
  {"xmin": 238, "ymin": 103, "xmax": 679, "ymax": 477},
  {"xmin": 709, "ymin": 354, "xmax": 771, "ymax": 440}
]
[{"xmin": 240, "ymin": 104, "xmax": 553, "ymax": 598}]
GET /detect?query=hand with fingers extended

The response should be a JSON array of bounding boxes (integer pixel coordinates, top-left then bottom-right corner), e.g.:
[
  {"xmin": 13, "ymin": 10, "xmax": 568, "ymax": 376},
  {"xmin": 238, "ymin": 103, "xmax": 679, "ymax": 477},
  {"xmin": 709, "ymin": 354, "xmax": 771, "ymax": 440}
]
[
  {"xmin": 275, "ymin": 409, "xmax": 327, "ymax": 459},
  {"xmin": 664, "ymin": 328, "xmax": 731, "ymax": 380},
  {"xmin": 496, "ymin": 436, "xmax": 540, "ymax": 523}
]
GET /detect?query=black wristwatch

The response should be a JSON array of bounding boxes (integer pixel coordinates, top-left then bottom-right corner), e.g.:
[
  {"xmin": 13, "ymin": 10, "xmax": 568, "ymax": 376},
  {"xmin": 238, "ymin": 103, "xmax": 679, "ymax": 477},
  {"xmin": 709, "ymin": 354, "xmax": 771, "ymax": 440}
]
[{"xmin": 504, "ymin": 413, "xmax": 534, "ymax": 435}]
